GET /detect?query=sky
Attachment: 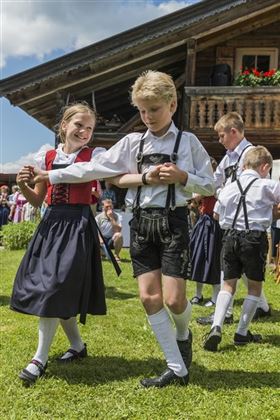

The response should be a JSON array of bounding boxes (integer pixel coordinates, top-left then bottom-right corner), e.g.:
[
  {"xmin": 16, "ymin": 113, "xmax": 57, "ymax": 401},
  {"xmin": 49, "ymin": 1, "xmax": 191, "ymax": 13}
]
[{"xmin": 0, "ymin": 0, "xmax": 200, "ymax": 173}]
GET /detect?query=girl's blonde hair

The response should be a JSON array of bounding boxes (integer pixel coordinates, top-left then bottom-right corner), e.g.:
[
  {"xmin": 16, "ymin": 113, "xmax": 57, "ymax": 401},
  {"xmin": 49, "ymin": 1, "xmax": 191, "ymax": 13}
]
[
  {"xmin": 58, "ymin": 102, "xmax": 96, "ymax": 143},
  {"xmin": 214, "ymin": 112, "xmax": 244, "ymax": 134},
  {"xmin": 243, "ymin": 145, "xmax": 273, "ymax": 170},
  {"xmin": 130, "ymin": 70, "xmax": 177, "ymax": 106}
]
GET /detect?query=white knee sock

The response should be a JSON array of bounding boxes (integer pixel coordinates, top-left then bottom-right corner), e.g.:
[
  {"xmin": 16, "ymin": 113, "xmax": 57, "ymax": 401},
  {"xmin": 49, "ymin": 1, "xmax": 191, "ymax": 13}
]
[
  {"xmin": 26, "ymin": 317, "xmax": 59, "ymax": 375},
  {"xmin": 257, "ymin": 289, "xmax": 269, "ymax": 311},
  {"xmin": 60, "ymin": 317, "xmax": 84, "ymax": 359},
  {"xmin": 221, "ymin": 272, "xmax": 234, "ymax": 316},
  {"xmin": 242, "ymin": 274, "xmax": 269, "ymax": 311},
  {"xmin": 236, "ymin": 295, "xmax": 260, "ymax": 336},
  {"xmin": 212, "ymin": 290, "xmax": 233, "ymax": 329},
  {"xmin": 211, "ymin": 284, "xmax": 220, "ymax": 303},
  {"xmin": 195, "ymin": 283, "xmax": 203, "ymax": 299},
  {"xmin": 148, "ymin": 308, "xmax": 188, "ymax": 377},
  {"xmin": 169, "ymin": 302, "xmax": 192, "ymax": 341}
]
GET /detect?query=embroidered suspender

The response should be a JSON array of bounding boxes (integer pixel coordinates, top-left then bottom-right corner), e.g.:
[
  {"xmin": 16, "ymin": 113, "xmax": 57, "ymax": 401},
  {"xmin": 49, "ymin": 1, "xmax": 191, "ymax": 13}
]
[
  {"xmin": 134, "ymin": 131, "xmax": 183, "ymax": 211},
  {"xmin": 231, "ymin": 178, "xmax": 258, "ymax": 231}
]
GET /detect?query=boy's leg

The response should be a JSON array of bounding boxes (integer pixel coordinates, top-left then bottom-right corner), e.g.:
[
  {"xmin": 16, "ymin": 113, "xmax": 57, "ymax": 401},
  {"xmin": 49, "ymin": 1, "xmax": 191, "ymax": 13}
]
[
  {"xmin": 242, "ymin": 274, "xmax": 270, "ymax": 317},
  {"xmin": 164, "ymin": 276, "xmax": 192, "ymax": 369},
  {"xmin": 234, "ymin": 279, "xmax": 262, "ymax": 345},
  {"xmin": 203, "ymin": 279, "xmax": 237, "ymax": 351},
  {"xmin": 138, "ymin": 271, "xmax": 188, "ymax": 387},
  {"xmin": 59, "ymin": 317, "xmax": 86, "ymax": 361},
  {"xmin": 20, "ymin": 317, "xmax": 59, "ymax": 381}
]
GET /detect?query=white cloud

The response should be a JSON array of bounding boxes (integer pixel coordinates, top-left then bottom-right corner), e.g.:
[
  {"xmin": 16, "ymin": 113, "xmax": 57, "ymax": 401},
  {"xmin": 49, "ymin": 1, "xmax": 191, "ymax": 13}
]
[
  {"xmin": 0, "ymin": 144, "xmax": 53, "ymax": 174},
  {"xmin": 1, "ymin": 0, "xmax": 195, "ymax": 68}
]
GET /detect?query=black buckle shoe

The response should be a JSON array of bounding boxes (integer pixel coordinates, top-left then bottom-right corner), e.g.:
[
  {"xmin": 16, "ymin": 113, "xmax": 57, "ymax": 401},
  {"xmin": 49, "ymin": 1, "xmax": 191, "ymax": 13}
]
[
  {"xmin": 197, "ymin": 313, "xmax": 233, "ymax": 325},
  {"xmin": 177, "ymin": 329, "xmax": 192, "ymax": 369},
  {"xmin": 190, "ymin": 296, "xmax": 203, "ymax": 305},
  {"xmin": 252, "ymin": 307, "xmax": 272, "ymax": 321},
  {"xmin": 234, "ymin": 331, "xmax": 262, "ymax": 345},
  {"xmin": 57, "ymin": 343, "xmax": 87, "ymax": 363},
  {"xmin": 203, "ymin": 326, "xmax": 222, "ymax": 352},
  {"xmin": 140, "ymin": 368, "xmax": 189, "ymax": 388},
  {"xmin": 19, "ymin": 359, "xmax": 47, "ymax": 386}
]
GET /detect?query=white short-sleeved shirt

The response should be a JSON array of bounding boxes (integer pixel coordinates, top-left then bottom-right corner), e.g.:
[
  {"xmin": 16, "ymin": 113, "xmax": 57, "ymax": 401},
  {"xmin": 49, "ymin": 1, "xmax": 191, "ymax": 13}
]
[
  {"xmin": 217, "ymin": 169, "xmax": 280, "ymax": 231},
  {"xmin": 48, "ymin": 122, "xmax": 215, "ymax": 209},
  {"xmin": 34, "ymin": 144, "xmax": 105, "ymax": 169}
]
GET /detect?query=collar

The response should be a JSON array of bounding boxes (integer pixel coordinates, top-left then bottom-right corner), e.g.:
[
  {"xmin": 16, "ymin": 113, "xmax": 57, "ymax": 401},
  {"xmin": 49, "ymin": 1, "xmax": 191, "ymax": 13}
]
[
  {"xmin": 57, "ymin": 143, "xmax": 88, "ymax": 157},
  {"xmin": 226, "ymin": 138, "xmax": 252, "ymax": 158},
  {"xmin": 240, "ymin": 169, "xmax": 261, "ymax": 179},
  {"xmin": 142, "ymin": 121, "xmax": 178, "ymax": 140}
]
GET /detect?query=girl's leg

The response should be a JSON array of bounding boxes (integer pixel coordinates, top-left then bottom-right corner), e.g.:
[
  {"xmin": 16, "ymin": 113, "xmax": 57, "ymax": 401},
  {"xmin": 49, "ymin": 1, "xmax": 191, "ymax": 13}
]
[
  {"xmin": 24, "ymin": 317, "xmax": 59, "ymax": 375},
  {"xmin": 59, "ymin": 317, "xmax": 85, "ymax": 359}
]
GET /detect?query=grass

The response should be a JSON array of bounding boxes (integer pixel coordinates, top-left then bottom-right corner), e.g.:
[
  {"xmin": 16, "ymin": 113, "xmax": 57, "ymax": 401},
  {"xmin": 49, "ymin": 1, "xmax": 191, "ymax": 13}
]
[{"xmin": 0, "ymin": 248, "xmax": 280, "ymax": 420}]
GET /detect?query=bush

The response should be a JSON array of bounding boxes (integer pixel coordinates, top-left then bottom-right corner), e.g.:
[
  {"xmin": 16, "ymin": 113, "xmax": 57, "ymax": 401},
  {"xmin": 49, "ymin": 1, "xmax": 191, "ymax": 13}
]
[
  {"xmin": 234, "ymin": 68, "xmax": 280, "ymax": 86},
  {"xmin": 1, "ymin": 221, "xmax": 38, "ymax": 250}
]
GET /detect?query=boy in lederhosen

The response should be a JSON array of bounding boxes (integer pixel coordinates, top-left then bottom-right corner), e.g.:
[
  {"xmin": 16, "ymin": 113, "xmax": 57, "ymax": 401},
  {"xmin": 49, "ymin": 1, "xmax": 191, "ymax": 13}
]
[
  {"xmin": 203, "ymin": 146, "xmax": 280, "ymax": 352},
  {"xmin": 28, "ymin": 70, "xmax": 215, "ymax": 387}
]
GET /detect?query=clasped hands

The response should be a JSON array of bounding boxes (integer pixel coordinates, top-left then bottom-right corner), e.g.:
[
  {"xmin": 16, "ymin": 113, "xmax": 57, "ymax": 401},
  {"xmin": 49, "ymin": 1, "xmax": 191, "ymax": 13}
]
[{"xmin": 146, "ymin": 163, "xmax": 188, "ymax": 185}]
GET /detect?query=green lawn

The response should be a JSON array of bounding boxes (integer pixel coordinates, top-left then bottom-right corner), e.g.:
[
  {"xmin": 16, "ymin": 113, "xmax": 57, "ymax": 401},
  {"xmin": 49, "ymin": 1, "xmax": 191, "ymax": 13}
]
[{"xmin": 0, "ymin": 249, "xmax": 279, "ymax": 420}]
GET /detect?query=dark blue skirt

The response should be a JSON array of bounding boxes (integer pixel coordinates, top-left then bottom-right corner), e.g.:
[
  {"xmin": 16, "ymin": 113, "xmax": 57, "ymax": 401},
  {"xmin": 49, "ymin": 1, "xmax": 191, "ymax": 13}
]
[
  {"xmin": 190, "ymin": 214, "xmax": 222, "ymax": 285},
  {"xmin": 10, "ymin": 205, "xmax": 106, "ymax": 324}
]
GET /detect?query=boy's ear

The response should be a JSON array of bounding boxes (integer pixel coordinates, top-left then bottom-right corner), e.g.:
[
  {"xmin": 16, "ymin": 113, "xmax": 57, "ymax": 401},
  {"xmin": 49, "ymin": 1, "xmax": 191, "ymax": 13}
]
[{"xmin": 170, "ymin": 100, "xmax": 177, "ymax": 114}]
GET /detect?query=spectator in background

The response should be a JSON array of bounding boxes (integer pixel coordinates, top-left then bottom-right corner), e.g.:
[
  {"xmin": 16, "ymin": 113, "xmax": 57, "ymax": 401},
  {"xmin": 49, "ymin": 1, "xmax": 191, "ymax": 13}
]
[
  {"xmin": 95, "ymin": 198, "xmax": 123, "ymax": 262},
  {"xmin": 9, "ymin": 189, "xmax": 28, "ymax": 223},
  {"xmin": 100, "ymin": 181, "xmax": 117, "ymax": 208},
  {"xmin": 22, "ymin": 202, "xmax": 38, "ymax": 222},
  {"xmin": 8, "ymin": 185, "xmax": 19, "ymax": 208},
  {"xmin": 0, "ymin": 185, "xmax": 10, "ymax": 227}
]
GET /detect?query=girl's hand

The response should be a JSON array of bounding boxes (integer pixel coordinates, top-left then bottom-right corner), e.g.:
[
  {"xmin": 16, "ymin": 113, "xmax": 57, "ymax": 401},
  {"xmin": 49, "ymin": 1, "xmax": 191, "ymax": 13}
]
[
  {"xmin": 32, "ymin": 168, "xmax": 49, "ymax": 184},
  {"xmin": 158, "ymin": 163, "xmax": 188, "ymax": 185},
  {"xmin": 16, "ymin": 166, "xmax": 35, "ymax": 187}
]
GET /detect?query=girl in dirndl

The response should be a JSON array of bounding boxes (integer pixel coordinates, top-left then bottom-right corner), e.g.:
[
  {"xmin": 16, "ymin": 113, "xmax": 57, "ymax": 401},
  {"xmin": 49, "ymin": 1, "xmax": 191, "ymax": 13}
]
[
  {"xmin": 190, "ymin": 157, "xmax": 222, "ymax": 307},
  {"xmin": 11, "ymin": 103, "xmax": 107, "ymax": 385}
]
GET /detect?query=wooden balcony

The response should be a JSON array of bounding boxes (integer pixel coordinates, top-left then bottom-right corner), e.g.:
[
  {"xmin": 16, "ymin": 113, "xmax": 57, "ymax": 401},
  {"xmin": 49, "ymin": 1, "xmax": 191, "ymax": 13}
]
[{"xmin": 183, "ymin": 86, "xmax": 280, "ymax": 159}]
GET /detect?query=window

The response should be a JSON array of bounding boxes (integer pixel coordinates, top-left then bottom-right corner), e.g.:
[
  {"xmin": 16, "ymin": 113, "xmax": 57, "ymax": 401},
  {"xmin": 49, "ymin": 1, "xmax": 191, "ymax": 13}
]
[{"xmin": 235, "ymin": 48, "xmax": 278, "ymax": 74}]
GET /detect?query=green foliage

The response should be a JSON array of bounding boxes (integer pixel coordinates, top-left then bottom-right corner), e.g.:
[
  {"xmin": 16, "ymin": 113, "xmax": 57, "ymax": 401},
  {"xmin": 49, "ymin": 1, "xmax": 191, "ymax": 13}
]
[
  {"xmin": 1, "ymin": 221, "xmax": 38, "ymax": 250},
  {"xmin": 234, "ymin": 68, "xmax": 280, "ymax": 87},
  {"xmin": 0, "ymin": 249, "xmax": 279, "ymax": 420}
]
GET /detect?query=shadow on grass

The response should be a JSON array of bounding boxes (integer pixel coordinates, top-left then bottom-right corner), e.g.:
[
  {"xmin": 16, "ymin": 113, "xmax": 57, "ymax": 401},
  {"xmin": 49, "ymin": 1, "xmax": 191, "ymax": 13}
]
[
  {"xmin": 105, "ymin": 286, "xmax": 137, "ymax": 300},
  {"xmin": 47, "ymin": 355, "xmax": 163, "ymax": 385},
  {"xmin": 191, "ymin": 362, "xmax": 280, "ymax": 390},
  {"xmin": 0, "ymin": 295, "xmax": 10, "ymax": 306},
  {"xmin": 46, "ymin": 355, "xmax": 279, "ymax": 390}
]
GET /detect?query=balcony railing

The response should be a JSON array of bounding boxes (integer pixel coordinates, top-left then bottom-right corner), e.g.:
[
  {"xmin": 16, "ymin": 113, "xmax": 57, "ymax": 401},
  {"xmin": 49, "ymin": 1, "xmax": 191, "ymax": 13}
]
[{"xmin": 184, "ymin": 86, "xmax": 280, "ymax": 130}]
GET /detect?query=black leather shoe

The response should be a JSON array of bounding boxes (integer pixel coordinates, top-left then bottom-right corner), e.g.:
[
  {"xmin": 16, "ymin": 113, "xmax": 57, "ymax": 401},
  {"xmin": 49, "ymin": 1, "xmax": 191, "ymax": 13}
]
[
  {"xmin": 203, "ymin": 326, "xmax": 222, "ymax": 351},
  {"xmin": 140, "ymin": 368, "xmax": 189, "ymax": 388},
  {"xmin": 234, "ymin": 330, "xmax": 262, "ymax": 345},
  {"xmin": 190, "ymin": 296, "xmax": 203, "ymax": 305},
  {"xmin": 252, "ymin": 307, "xmax": 272, "ymax": 321},
  {"xmin": 177, "ymin": 329, "xmax": 192, "ymax": 369},
  {"xmin": 57, "ymin": 343, "xmax": 87, "ymax": 363},
  {"xmin": 196, "ymin": 313, "xmax": 233, "ymax": 325},
  {"xmin": 19, "ymin": 359, "xmax": 47, "ymax": 386}
]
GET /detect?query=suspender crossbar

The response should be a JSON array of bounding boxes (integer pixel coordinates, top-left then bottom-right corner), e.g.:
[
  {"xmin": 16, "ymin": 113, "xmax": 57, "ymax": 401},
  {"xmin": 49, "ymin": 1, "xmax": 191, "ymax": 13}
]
[{"xmin": 231, "ymin": 178, "xmax": 258, "ymax": 231}]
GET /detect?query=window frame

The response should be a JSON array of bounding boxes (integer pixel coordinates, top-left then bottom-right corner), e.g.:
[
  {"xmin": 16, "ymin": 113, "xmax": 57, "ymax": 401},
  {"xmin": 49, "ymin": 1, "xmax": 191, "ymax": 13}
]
[{"xmin": 235, "ymin": 48, "xmax": 278, "ymax": 74}]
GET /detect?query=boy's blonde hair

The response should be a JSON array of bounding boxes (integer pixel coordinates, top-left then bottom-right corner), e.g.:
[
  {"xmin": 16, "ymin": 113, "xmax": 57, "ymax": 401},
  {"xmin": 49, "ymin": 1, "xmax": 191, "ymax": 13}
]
[
  {"xmin": 58, "ymin": 102, "xmax": 96, "ymax": 143},
  {"xmin": 130, "ymin": 70, "xmax": 177, "ymax": 106},
  {"xmin": 243, "ymin": 146, "xmax": 273, "ymax": 170},
  {"xmin": 214, "ymin": 112, "xmax": 244, "ymax": 134}
]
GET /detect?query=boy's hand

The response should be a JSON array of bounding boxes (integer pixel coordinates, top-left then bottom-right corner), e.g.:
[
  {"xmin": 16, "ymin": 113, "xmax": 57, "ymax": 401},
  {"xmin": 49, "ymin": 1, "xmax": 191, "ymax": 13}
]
[
  {"xmin": 146, "ymin": 165, "xmax": 162, "ymax": 185},
  {"xmin": 32, "ymin": 167, "xmax": 49, "ymax": 184},
  {"xmin": 159, "ymin": 163, "xmax": 188, "ymax": 185}
]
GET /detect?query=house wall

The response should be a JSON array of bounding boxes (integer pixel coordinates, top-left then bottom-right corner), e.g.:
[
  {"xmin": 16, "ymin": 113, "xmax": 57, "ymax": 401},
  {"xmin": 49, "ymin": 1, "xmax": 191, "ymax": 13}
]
[{"xmin": 195, "ymin": 21, "xmax": 280, "ymax": 86}]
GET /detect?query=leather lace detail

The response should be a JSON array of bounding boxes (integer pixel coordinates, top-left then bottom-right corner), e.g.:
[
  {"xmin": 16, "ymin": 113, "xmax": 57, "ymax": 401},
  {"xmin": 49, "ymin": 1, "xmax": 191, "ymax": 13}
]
[{"xmin": 51, "ymin": 184, "xmax": 70, "ymax": 204}]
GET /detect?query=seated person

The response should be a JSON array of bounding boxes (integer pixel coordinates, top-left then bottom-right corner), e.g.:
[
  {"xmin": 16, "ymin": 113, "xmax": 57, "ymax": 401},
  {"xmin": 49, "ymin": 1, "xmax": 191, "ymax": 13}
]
[{"xmin": 95, "ymin": 199, "xmax": 123, "ymax": 262}]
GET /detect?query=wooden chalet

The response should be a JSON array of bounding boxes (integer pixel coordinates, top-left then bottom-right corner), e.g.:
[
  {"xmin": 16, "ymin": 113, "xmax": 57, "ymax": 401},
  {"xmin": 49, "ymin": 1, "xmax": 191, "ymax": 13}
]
[{"xmin": 1, "ymin": 0, "xmax": 280, "ymax": 161}]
